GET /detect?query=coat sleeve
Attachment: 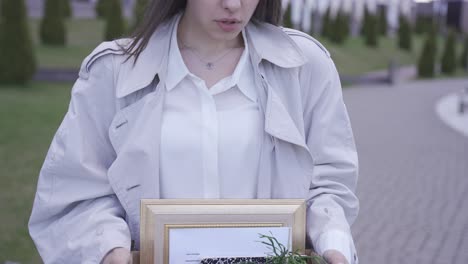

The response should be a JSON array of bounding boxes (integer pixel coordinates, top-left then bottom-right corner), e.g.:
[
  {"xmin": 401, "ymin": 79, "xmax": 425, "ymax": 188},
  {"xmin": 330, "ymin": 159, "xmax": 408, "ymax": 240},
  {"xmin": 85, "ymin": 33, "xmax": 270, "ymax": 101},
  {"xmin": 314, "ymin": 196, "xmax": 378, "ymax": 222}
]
[
  {"xmin": 302, "ymin": 55, "xmax": 359, "ymax": 264},
  {"xmin": 28, "ymin": 46, "xmax": 131, "ymax": 264}
]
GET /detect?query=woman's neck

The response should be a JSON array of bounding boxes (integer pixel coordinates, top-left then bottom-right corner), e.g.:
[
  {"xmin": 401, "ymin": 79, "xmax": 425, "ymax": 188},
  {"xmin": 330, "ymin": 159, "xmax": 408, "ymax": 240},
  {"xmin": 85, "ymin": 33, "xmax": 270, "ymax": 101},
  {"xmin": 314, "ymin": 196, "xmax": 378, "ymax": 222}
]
[{"xmin": 177, "ymin": 12, "xmax": 244, "ymax": 58}]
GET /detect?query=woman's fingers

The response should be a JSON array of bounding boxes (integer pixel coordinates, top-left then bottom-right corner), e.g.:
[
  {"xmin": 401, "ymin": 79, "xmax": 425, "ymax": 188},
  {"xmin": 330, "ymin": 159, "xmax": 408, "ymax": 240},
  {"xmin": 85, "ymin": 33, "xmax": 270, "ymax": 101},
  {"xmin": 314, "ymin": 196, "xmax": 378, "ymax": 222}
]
[
  {"xmin": 323, "ymin": 249, "xmax": 349, "ymax": 264},
  {"xmin": 102, "ymin": 247, "xmax": 132, "ymax": 264}
]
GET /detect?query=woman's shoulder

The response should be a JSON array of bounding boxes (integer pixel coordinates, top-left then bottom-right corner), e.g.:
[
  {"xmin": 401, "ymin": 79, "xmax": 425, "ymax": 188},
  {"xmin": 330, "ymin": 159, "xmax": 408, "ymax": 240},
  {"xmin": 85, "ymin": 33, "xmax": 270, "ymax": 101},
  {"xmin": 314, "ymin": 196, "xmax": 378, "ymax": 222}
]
[
  {"xmin": 79, "ymin": 38, "xmax": 133, "ymax": 80},
  {"xmin": 281, "ymin": 27, "xmax": 331, "ymax": 59}
]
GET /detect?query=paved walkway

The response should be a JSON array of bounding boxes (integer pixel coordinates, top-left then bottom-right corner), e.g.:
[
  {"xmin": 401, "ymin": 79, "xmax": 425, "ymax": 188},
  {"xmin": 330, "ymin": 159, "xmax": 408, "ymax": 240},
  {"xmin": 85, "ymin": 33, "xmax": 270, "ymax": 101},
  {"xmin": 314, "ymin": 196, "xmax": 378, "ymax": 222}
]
[{"xmin": 343, "ymin": 78, "xmax": 468, "ymax": 264}]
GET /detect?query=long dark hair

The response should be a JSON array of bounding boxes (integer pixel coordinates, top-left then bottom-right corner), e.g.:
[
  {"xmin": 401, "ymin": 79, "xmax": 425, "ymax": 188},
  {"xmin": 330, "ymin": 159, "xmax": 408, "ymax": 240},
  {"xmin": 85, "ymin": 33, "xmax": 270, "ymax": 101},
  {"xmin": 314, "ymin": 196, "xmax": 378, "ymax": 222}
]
[{"xmin": 122, "ymin": 0, "xmax": 282, "ymax": 63}]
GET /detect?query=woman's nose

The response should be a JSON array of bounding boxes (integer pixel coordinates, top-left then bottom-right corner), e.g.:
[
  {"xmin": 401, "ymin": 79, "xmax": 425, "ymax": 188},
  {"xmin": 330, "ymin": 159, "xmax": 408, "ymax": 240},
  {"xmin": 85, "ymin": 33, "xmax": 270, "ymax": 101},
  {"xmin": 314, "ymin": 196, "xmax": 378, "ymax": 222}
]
[{"xmin": 221, "ymin": 0, "xmax": 241, "ymax": 12}]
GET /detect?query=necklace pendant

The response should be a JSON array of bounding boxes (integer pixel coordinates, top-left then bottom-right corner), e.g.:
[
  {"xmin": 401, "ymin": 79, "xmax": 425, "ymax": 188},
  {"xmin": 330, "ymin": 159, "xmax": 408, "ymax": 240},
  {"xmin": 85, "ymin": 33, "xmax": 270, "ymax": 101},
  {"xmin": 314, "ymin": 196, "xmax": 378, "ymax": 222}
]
[{"xmin": 206, "ymin": 62, "xmax": 214, "ymax": 70}]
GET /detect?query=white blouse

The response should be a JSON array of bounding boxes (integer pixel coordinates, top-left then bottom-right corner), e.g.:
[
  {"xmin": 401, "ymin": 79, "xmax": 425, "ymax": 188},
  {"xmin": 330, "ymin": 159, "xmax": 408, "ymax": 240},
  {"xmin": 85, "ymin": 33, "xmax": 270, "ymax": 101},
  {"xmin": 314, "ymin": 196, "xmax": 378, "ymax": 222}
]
[
  {"xmin": 160, "ymin": 15, "xmax": 263, "ymax": 199},
  {"xmin": 159, "ymin": 14, "xmax": 355, "ymax": 264}
]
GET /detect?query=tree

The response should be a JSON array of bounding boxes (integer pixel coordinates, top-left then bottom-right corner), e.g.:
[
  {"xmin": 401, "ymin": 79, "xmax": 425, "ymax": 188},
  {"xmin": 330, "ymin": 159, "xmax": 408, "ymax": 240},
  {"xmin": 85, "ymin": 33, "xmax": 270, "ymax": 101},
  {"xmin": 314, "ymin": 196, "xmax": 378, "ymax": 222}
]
[
  {"xmin": 361, "ymin": 5, "xmax": 370, "ymax": 36},
  {"xmin": 378, "ymin": 5, "xmax": 387, "ymax": 36},
  {"xmin": 96, "ymin": 0, "xmax": 111, "ymax": 19},
  {"xmin": 40, "ymin": 0, "xmax": 67, "ymax": 45},
  {"xmin": 132, "ymin": 0, "xmax": 149, "ymax": 30},
  {"xmin": 62, "ymin": 0, "xmax": 72, "ymax": 18},
  {"xmin": 460, "ymin": 34, "xmax": 468, "ymax": 70},
  {"xmin": 321, "ymin": 6, "xmax": 331, "ymax": 38},
  {"xmin": 417, "ymin": 26, "xmax": 438, "ymax": 78},
  {"xmin": 364, "ymin": 13, "xmax": 378, "ymax": 47},
  {"xmin": 330, "ymin": 7, "xmax": 349, "ymax": 44},
  {"xmin": 414, "ymin": 15, "xmax": 434, "ymax": 35},
  {"xmin": 398, "ymin": 14, "xmax": 412, "ymax": 51},
  {"xmin": 0, "ymin": 0, "xmax": 37, "ymax": 84},
  {"xmin": 105, "ymin": 0, "xmax": 125, "ymax": 41},
  {"xmin": 282, "ymin": 3, "xmax": 293, "ymax": 29},
  {"xmin": 441, "ymin": 29, "xmax": 457, "ymax": 75}
]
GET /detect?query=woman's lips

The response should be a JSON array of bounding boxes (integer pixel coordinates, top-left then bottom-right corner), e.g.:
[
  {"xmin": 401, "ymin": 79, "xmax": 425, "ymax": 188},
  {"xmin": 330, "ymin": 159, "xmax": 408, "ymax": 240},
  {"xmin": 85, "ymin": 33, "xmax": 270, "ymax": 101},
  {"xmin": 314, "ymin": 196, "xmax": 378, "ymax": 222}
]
[{"xmin": 216, "ymin": 20, "xmax": 240, "ymax": 32}]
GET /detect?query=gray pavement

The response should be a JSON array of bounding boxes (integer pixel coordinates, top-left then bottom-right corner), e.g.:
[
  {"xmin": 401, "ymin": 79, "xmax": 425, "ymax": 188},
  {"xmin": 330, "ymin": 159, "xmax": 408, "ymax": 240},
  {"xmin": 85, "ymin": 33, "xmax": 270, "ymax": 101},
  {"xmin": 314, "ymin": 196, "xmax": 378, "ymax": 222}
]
[{"xmin": 343, "ymin": 78, "xmax": 468, "ymax": 264}]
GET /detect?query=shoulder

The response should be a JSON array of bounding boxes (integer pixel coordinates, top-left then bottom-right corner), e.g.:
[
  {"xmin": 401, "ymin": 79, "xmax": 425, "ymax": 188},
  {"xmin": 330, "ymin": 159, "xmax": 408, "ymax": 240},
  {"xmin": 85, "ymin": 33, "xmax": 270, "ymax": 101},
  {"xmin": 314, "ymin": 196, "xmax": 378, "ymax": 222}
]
[
  {"xmin": 281, "ymin": 27, "xmax": 331, "ymax": 59},
  {"xmin": 280, "ymin": 28, "xmax": 336, "ymax": 81},
  {"xmin": 78, "ymin": 38, "xmax": 132, "ymax": 80}
]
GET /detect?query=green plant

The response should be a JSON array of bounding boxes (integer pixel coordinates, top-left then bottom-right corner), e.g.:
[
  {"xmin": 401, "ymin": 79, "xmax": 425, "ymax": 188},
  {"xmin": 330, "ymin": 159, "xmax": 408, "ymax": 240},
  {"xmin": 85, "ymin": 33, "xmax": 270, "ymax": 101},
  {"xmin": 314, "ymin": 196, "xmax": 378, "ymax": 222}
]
[
  {"xmin": 95, "ymin": 0, "xmax": 111, "ymax": 18},
  {"xmin": 461, "ymin": 34, "xmax": 468, "ymax": 70},
  {"xmin": 0, "ymin": 0, "xmax": 37, "ymax": 84},
  {"xmin": 398, "ymin": 13, "xmax": 412, "ymax": 51},
  {"xmin": 62, "ymin": 0, "xmax": 72, "ymax": 18},
  {"xmin": 282, "ymin": 3, "xmax": 293, "ymax": 29},
  {"xmin": 321, "ymin": 6, "xmax": 331, "ymax": 38},
  {"xmin": 378, "ymin": 5, "xmax": 387, "ymax": 36},
  {"xmin": 104, "ymin": 0, "xmax": 125, "ymax": 41},
  {"xmin": 441, "ymin": 29, "xmax": 457, "ymax": 75},
  {"xmin": 239, "ymin": 232, "xmax": 326, "ymax": 264},
  {"xmin": 364, "ymin": 13, "xmax": 378, "ymax": 47},
  {"xmin": 414, "ymin": 15, "xmax": 433, "ymax": 35},
  {"xmin": 132, "ymin": 0, "xmax": 149, "ymax": 31},
  {"xmin": 40, "ymin": 0, "xmax": 67, "ymax": 45},
  {"xmin": 330, "ymin": 6, "xmax": 349, "ymax": 44},
  {"xmin": 417, "ymin": 25, "xmax": 438, "ymax": 78},
  {"xmin": 361, "ymin": 5, "xmax": 369, "ymax": 36}
]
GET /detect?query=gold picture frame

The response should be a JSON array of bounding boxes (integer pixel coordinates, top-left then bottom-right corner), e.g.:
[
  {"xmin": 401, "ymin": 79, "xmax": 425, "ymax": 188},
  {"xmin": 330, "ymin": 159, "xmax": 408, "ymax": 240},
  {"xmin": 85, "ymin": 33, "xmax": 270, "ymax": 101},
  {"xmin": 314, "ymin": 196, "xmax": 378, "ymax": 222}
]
[{"xmin": 139, "ymin": 199, "xmax": 307, "ymax": 264}]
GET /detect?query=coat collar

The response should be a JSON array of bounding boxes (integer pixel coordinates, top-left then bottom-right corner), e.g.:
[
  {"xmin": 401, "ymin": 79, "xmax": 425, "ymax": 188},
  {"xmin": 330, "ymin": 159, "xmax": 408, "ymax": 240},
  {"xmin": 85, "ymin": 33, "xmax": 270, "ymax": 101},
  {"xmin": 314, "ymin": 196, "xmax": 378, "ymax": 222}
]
[{"xmin": 116, "ymin": 11, "xmax": 307, "ymax": 98}]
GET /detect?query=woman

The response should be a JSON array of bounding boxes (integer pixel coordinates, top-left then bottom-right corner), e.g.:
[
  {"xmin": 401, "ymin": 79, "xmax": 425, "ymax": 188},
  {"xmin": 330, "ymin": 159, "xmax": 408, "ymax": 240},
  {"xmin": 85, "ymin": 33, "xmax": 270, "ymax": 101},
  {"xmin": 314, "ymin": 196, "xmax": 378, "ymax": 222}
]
[{"xmin": 29, "ymin": 1, "xmax": 359, "ymax": 263}]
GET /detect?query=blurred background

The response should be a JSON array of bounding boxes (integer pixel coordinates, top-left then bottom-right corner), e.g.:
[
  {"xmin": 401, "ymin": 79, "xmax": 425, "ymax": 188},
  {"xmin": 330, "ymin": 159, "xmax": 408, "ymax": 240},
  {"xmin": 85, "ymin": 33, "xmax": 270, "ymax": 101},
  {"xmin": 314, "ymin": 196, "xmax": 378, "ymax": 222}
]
[{"xmin": 0, "ymin": 0, "xmax": 467, "ymax": 263}]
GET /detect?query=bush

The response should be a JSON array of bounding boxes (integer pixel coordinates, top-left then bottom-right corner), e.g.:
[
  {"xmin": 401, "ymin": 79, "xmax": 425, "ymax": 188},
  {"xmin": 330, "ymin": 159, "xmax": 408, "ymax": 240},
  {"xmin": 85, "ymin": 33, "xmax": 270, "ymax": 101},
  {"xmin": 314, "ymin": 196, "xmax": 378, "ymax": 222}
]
[
  {"xmin": 105, "ymin": 0, "xmax": 125, "ymax": 41},
  {"xmin": 414, "ymin": 15, "xmax": 434, "ymax": 35},
  {"xmin": 40, "ymin": 0, "xmax": 67, "ymax": 45},
  {"xmin": 460, "ymin": 35, "xmax": 468, "ymax": 70},
  {"xmin": 321, "ymin": 6, "xmax": 331, "ymax": 38},
  {"xmin": 132, "ymin": 0, "xmax": 149, "ymax": 30},
  {"xmin": 378, "ymin": 5, "xmax": 387, "ymax": 36},
  {"xmin": 417, "ymin": 26, "xmax": 438, "ymax": 78},
  {"xmin": 96, "ymin": 0, "xmax": 111, "ymax": 19},
  {"xmin": 364, "ymin": 13, "xmax": 378, "ymax": 47},
  {"xmin": 0, "ymin": 0, "xmax": 37, "ymax": 84},
  {"xmin": 63, "ymin": 0, "xmax": 72, "ymax": 18},
  {"xmin": 330, "ymin": 7, "xmax": 349, "ymax": 44},
  {"xmin": 441, "ymin": 29, "xmax": 457, "ymax": 75},
  {"xmin": 361, "ymin": 5, "xmax": 370, "ymax": 36},
  {"xmin": 398, "ymin": 14, "xmax": 412, "ymax": 51},
  {"xmin": 282, "ymin": 3, "xmax": 293, "ymax": 29}
]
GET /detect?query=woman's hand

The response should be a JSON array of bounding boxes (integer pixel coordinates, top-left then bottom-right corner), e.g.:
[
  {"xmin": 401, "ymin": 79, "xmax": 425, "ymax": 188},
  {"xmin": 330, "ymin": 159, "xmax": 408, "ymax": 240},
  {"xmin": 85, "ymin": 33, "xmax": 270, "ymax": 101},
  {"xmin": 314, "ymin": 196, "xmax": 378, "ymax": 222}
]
[
  {"xmin": 323, "ymin": 249, "xmax": 349, "ymax": 264},
  {"xmin": 101, "ymin": 247, "xmax": 132, "ymax": 264}
]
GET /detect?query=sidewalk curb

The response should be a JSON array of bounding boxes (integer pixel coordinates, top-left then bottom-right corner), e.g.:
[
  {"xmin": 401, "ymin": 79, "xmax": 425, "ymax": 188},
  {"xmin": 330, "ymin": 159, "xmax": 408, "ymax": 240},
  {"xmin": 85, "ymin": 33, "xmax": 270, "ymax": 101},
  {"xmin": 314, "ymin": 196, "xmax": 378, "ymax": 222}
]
[{"xmin": 435, "ymin": 93, "xmax": 468, "ymax": 138}]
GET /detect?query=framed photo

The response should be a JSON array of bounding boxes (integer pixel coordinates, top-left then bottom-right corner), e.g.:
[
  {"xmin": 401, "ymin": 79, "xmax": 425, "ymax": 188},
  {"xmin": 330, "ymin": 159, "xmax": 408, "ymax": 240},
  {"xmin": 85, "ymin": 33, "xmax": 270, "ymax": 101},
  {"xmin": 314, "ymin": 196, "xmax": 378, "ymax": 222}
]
[{"xmin": 139, "ymin": 199, "xmax": 307, "ymax": 264}]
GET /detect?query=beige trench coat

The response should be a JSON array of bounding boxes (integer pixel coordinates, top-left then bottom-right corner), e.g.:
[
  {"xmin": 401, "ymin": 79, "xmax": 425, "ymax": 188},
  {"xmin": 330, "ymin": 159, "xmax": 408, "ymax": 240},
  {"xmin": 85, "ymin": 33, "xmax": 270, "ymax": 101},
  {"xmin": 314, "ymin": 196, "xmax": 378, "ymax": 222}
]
[{"xmin": 29, "ymin": 12, "xmax": 359, "ymax": 264}]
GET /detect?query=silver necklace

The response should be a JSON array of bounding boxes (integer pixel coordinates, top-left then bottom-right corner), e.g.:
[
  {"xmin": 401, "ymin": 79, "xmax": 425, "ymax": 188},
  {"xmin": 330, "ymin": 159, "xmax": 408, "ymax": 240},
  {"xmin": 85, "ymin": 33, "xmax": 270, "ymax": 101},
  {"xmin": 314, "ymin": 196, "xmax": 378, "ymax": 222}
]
[{"xmin": 181, "ymin": 42, "xmax": 236, "ymax": 70}]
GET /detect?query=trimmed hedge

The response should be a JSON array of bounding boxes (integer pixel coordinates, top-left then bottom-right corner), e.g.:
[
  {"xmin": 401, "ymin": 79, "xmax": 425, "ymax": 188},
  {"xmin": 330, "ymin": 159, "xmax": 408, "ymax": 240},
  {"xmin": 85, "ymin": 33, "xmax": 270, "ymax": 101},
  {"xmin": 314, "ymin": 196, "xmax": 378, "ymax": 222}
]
[
  {"xmin": 0, "ymin": 0, "xmax": 37, "ymax": 84},
  {"xmin": 441, "ymin": 29, "xmax": 457, "ymax": 75},
  {"xmin": 364, "ymin": 13, "xmax": 378, "ymax": 47},
  {"xmin": 63, "ymin": 0, "xmax": 72, "ymax": 18},
  {"xmin": 417, "ymin": 26, "xmax": 438, "ymax": 78},
  {"xmin": 40, "ymin": 0, "xmax": 67, "ymax": 45},
  {"xmin": 104, "ymin": 0, "xmax": 125, "ymax": 41},
  {"xmin": 282, "ymin": 3, "xmax": 293, "ymax": 29},
  {"xmin": 398, "ymin": 14, "xmax": 412, "ymax": 51},
  {"xmin": 132, "ymin": 0, "xmax": 149, "ymax": 30},
  {"xmin": 460, "ymin": 35, "xmax": 468, "ymax": 70},
  {"xmin": 96, "ymin": 0, "xmax": 111, "ymax": 19}
]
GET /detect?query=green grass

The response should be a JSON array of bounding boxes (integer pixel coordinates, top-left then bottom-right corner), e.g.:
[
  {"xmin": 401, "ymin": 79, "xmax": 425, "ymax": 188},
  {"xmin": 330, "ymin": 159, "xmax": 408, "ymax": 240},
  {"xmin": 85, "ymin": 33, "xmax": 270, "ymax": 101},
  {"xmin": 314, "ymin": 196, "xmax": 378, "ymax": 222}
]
[
  {"xmin": 315, "ymin": 33, "xmax": 468, "ymax": 78},
  {"xmin": 0, "ymin": 82, "xmax": 72, "ymax": 263},
  {"xmin": 316, "ymin": 34, "xmax": 425, "ymax": 76},
  {"xmin": 30, "ymin": 18, "xmax": 107, "ymax": 68}
]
